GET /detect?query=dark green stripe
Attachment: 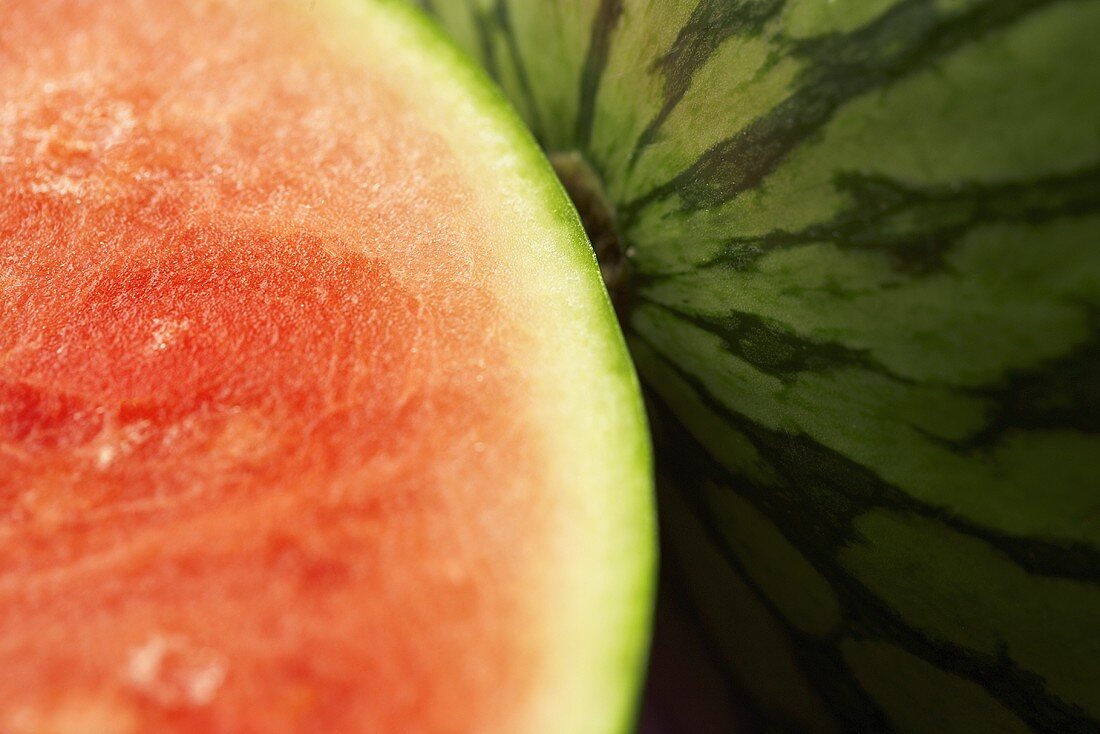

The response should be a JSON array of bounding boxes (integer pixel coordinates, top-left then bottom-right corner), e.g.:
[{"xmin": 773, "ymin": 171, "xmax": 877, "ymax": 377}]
[
  {"xmin": 639, "ymin": 296, "xmax": 1100, "ymax": 454},
  {"xmin": 622, "ymin": 0, "xmax": 1060, "ymax": 219},
  {"xmin": 574, "ymin": 0, "xmax": 623, "ymax": 149},
  {"xmin": 698, "ymin": 164, "xmax": 1100, "ymax": 273},
  {"xmin": 469, "ymin": 1, "xmax": 547, "ymax": 138},
  {"xmin": 966, "ymin": 322, "xmax": 1100, "ymax": 446},
  {"xmin": 627, "ymin": 0, "xmax": 785, "ymax": 170},
  {"xmin": 635, "ymin": 300, "xmax": 890, "ymax": 381},
  {"xmin": 471, "ymin": 4, "xmax": 504, "ymax": 86},
  {"xmin": 489, "ymin": 0, "xmax": 546, "ymax": 138},
  {"xmin": 637, "ymin": 288, "xmax": 1100, "ymax": 475}
]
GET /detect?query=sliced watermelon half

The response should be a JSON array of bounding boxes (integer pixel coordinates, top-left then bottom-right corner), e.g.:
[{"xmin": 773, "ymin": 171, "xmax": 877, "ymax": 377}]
[{"xmin": 0, "ymin": 1, "xmax": 654, "ymax": 732}]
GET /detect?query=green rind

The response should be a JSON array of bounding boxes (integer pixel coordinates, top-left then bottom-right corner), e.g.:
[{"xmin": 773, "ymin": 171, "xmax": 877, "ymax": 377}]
[
  {"xmin": 314, "ymin": 2, "xmax": 657, "ymax": 733},
  {"xmin": 422, "ymin": 0, "xmax": 1100, "ymax": 731}
]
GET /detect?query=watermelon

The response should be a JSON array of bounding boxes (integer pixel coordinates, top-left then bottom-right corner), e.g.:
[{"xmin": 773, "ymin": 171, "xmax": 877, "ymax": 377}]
[
  {"xmin": 0, "ymin": 1, "xmax": 654, "ymax": 732},
  {"xmin": 420, "ymin": 1, "xmax": 1100, "ymax": 731}
]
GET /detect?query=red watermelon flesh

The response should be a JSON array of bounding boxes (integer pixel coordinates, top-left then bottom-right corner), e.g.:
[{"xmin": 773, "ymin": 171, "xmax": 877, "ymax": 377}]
[{"xmin": 0, "ymin": 2, "xmax": 654, "ymax": 732}]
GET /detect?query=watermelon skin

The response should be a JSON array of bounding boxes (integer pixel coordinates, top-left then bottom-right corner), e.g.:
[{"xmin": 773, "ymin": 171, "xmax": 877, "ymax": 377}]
[{"xmin": 420, "ymin": 0, "xmax": 1100, "ymax": 731}]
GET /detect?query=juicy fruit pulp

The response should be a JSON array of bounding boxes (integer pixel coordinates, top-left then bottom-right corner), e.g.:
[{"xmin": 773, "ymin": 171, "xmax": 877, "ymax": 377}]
[
  {"xmin": 0, "ymin": 1, "xmax": 653, "ymax": 733},
  {"xmin": 423, "ymin": 0, "xmax": 1100, "ymax": 732}
]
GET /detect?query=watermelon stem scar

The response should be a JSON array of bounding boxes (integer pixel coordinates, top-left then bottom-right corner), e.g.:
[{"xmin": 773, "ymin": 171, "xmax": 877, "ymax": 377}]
[{"xmin": 550, "ymin": 151, "xmax": 630, "ymax": 317}]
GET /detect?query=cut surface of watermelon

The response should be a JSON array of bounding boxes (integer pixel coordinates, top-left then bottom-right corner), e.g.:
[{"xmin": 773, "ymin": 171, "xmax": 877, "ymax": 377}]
[{"xmin": 0, "ymin": 1, "xmax": 653, "ymax": 733}]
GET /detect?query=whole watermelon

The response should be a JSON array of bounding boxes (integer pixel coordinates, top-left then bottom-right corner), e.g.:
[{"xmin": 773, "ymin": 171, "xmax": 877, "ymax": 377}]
[{"xmin": 420, "ymin": 0, "xmax": 1100, "ymax": 731}]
